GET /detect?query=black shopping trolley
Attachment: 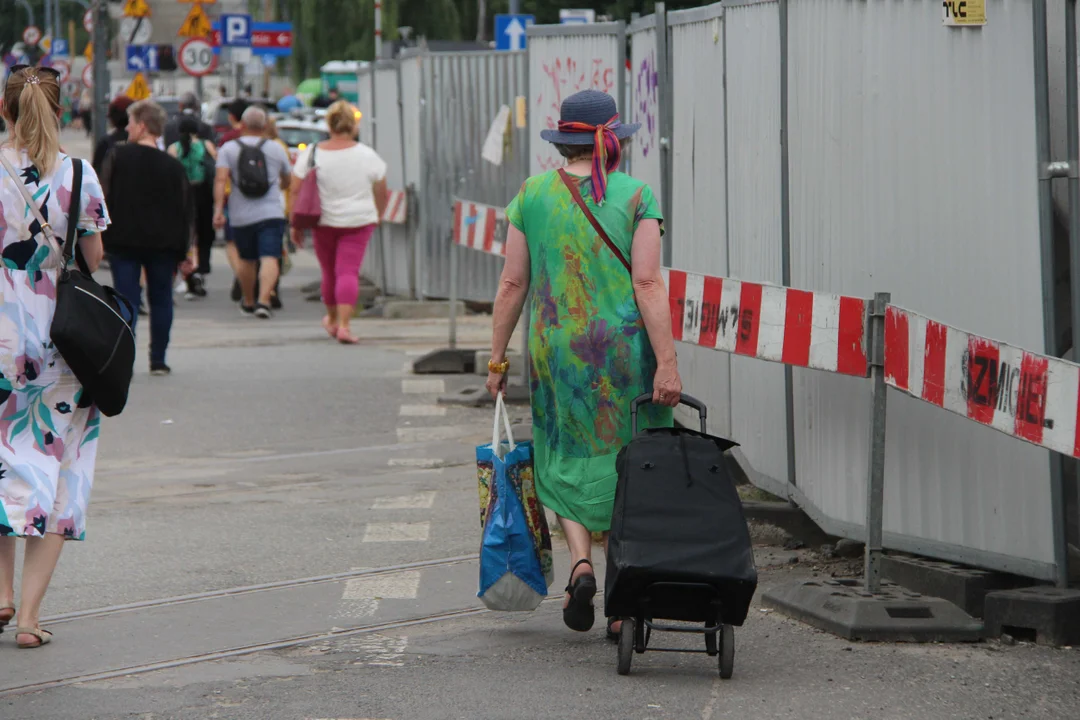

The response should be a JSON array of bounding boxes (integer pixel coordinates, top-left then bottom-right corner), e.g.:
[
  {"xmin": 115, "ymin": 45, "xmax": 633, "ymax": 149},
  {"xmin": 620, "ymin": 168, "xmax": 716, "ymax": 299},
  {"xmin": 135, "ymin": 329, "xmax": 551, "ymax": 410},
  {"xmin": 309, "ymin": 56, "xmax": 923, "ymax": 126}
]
[{"xmin": 605, "ymin": 393, "xmax": 758, "ymax": 677}]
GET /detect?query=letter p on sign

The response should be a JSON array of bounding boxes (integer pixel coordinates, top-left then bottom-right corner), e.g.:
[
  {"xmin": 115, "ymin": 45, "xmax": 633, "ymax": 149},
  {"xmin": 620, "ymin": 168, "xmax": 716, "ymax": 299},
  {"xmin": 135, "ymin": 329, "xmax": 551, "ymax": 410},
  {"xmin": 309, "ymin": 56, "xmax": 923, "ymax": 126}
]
[{"xmin": 222, "ymin": 14, "xmax": 251, "ymax": 47}]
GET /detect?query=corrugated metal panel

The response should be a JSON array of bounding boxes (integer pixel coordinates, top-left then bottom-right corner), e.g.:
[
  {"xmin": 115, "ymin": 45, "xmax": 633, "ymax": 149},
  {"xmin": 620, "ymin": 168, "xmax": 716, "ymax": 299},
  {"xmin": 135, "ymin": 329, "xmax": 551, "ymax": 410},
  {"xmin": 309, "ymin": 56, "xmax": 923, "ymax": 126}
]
[
  {"xmin": 369, "ymin": 63, "xmax": 411, "ymax": 297},
  {"xmin": 724, "ymin": 0, "xmax": 788, "ymax": 483},
  {"xmin": 629, "ymin": 17, "xmax": 663, "ymax": 204},
  {"xmin": 356, "ymin": 67, "xmax": 375, "ymax": 147},
  {"xmin": 400, "ymin": 54, "xmax": 424, "ymax": 297},
  {"xmin": 788, "ymin": 0, "xmax": 1053, "ymax": 573},
  {"xmin": 527, "ymin": 23, "xmax": 625, "ymax": 176},
  {"xmin": 418, "ymin": 52, "xmax": 528, "ymax": 301},
  {"xmin": 669, "ymin": 7, "xmax": 731, "ymax": 437}
]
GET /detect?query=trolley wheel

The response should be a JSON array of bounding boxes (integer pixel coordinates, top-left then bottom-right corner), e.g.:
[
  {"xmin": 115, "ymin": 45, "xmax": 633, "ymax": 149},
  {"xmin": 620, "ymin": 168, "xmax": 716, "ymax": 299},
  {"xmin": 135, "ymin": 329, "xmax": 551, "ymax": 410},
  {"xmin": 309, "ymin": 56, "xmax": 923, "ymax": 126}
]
[
  {"xmin": 617, "ymin": 618, "xmax": 635, "ymax": 676},
  {"xmin": 719, "ymin": 624, "xmax": 735, "ymax": 679}
]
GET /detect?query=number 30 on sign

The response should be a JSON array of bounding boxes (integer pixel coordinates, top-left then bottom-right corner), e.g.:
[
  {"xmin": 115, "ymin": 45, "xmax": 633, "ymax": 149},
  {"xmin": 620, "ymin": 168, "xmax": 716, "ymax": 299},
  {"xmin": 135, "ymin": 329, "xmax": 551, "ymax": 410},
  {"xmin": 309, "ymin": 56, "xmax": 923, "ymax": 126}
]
[{"xmin": 178, "ymin": 37, "xmax": 217, "ymax": 77}]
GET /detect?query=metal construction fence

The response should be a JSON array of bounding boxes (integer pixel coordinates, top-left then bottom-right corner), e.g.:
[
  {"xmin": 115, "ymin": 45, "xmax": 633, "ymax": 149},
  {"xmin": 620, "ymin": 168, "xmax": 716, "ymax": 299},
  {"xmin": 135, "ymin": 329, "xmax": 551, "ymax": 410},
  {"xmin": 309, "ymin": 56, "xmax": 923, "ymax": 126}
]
[{"xmin": 350, "ymin": 0, "xmax": 1080, "ymax": 584}]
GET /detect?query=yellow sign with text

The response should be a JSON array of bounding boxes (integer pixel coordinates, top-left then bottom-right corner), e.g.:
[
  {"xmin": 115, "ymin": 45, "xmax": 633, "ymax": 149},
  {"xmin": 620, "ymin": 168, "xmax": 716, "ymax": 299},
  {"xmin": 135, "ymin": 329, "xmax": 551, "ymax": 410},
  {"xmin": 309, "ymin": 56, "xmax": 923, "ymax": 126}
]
[
  {"xmin": 125, "ymin": 72, "xmax": 151, "ymax": 101},
  {"xmin": 178, "ymin": 3, "xmax": 212, "ymax": 37},
  {"xmin": 943, "ymin": 0, "xmax": 986, "ymax": 26},
  {"xmin": 123, "ymin": 0, "xmax": 152, "ymax": 18},
  {"xmin": 83, "ymin": 42, "xmax": 92, "ymax": 61}
]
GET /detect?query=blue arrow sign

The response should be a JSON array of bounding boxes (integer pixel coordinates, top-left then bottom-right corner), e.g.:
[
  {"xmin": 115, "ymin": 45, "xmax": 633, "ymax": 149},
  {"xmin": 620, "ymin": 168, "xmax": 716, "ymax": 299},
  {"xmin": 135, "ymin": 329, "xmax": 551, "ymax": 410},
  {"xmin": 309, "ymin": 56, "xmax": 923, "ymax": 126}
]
[
  {"xmin": 494, "ymin": 14, "xmax": 534, "ymax": 51},
  {"xmin": 126, "ymin": 45, "xmax": 159, "ymax": 73}
]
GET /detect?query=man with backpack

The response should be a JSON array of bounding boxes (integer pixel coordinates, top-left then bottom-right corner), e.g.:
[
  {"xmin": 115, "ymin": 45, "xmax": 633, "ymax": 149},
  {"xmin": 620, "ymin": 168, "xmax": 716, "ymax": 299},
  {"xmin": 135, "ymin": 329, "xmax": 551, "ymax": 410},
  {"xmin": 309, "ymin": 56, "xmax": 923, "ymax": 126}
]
[{"xmin": 212, "ymin": 106, "xmax": 291, "ymax": 318}]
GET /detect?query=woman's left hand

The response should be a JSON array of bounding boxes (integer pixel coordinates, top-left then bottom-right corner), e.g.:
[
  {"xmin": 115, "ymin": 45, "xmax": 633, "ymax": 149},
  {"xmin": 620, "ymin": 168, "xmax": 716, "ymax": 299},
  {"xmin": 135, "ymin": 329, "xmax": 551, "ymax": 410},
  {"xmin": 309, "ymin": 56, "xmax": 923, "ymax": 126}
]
[{"xmin": 485, "ymin": 370, "xmax": 508, "ymax": 400}]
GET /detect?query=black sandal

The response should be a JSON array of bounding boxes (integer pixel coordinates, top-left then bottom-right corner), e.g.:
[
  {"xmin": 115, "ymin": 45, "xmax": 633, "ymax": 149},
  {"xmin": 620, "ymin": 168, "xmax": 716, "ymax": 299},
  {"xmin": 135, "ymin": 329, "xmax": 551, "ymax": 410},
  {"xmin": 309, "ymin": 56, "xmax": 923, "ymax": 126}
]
[{"xmin": 562, "ymin": 558, "xmax": 597, "ymax": 632}]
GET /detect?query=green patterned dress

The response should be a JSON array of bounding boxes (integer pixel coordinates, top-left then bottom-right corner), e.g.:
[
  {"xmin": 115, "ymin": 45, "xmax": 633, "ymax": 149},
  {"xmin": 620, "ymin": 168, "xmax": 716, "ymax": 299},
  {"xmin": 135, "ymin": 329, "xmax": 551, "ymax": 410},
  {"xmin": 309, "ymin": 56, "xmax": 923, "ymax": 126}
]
[{"xmin": 505, "ymin": 170, "xmax": 672, "ymax": 532}]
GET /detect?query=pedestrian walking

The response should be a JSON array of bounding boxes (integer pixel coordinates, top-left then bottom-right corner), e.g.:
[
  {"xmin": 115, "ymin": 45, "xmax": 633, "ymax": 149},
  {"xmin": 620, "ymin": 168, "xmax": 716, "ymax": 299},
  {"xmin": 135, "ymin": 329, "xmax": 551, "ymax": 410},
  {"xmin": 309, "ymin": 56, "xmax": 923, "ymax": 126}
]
[
  {"xmin": 101, "ymin": 100, "xmax": 194, "ymax": 376},
  {"xmin": 0, "ymin": 66, "xmax": 111, "ymax": 649},
  {"xmin": 163, "ymin": 92, "xmax": 214, "ymax": 149},
  {"xmin": 485, "ymin": 90, "xmax": 682, "ymax": 637},
  {"xmin": 290, "ymin": 100, "xmax": 387, "ymax": 343},
  {"xmin": 91, "ymin": 96, "xmax": 135, "ymax": 173},
  {"xmin": 168, "ymin": 116, "xmax": 217, "ymax": 300},
  {"xmin": 213, "ymin": 106, "xmax": 291, "ymax": 318},
  {"xmin": 262, "ymin": 116, "xmax": 292, "ymax": 310}
]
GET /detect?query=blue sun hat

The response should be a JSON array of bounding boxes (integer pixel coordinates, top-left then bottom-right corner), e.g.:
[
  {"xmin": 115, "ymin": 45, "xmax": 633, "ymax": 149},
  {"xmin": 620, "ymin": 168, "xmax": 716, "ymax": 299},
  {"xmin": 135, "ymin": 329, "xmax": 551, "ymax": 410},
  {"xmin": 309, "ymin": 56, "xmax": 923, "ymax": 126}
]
[{"xmin": 539, "ymin": 89, "xmax": 639, "ymax": 204}]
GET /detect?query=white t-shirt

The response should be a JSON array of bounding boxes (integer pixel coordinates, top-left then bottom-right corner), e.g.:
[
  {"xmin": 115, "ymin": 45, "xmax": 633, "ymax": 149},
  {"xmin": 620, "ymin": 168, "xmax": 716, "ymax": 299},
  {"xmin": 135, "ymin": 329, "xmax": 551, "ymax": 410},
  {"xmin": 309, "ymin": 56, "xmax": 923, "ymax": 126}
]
[{"xmin": 293, "ymin": 142, "xmax": 387, "ymax": 228}]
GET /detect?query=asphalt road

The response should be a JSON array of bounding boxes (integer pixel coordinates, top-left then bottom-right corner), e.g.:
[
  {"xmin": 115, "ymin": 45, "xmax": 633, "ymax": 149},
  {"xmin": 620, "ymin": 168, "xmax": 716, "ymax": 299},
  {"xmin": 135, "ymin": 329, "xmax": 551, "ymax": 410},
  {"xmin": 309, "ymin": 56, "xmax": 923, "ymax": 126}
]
[{"xmin": 0, "ymin": 130, "xmax": 1075, "ymax": 719}]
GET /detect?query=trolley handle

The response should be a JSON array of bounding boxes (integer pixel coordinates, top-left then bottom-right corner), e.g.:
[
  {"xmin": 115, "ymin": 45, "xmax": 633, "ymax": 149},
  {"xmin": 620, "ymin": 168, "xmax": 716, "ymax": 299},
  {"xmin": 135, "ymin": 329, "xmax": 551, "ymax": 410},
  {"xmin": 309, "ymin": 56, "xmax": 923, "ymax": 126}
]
[{"xmin": 631, "ymin": 392, "xmax": 707, "ymax": 434}]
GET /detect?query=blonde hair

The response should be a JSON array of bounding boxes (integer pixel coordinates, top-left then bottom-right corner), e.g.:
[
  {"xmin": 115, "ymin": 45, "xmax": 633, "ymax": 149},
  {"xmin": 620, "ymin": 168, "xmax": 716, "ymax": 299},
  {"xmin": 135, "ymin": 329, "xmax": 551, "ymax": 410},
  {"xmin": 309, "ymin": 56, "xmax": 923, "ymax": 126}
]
[
  {"xmin": 326, "ymin": 100, "xmax": 358, "ymax": 136},
  {"xmin": 264, "ymin": 116, "xmax": 280, "ymax": 140},
  {"xmin": 2, "ymin": 68, "xmax": 62, "ymax": 176}
]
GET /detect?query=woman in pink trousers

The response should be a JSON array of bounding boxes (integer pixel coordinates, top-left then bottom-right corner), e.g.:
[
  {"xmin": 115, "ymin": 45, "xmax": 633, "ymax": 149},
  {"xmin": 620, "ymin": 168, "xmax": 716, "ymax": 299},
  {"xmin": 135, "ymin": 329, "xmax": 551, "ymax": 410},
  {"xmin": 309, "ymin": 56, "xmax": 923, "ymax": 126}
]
[{"xmin": 290, "ymin": 101, "xmax": 388, "ymax": 343}]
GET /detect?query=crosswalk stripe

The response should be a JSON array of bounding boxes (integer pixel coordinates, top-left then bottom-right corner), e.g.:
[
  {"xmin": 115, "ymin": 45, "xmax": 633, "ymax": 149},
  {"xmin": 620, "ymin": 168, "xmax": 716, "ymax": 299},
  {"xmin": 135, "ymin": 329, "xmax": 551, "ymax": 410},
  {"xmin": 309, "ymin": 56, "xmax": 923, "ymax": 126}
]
[
  {"xmin": 362, "ymin": 522, "xmax": 431, "ymax": 543},
  {"xmin": 387, "ymin": 458, "xmax": 446, "ymax": 469},
  {"xmin": 401, "ymin": 378, "xmax": 445, "ymax": 394},
  {"xmin": 372, "ymin": 492, "xmax": 437, "ymax": 510},
  {"xmin": 396, "ymin": 426, "xmax": 468, "ymax": 443},
  {"xmin": 343, "ymin": 571, "xmax": 421, "ymax": 600},
  {"xmin": 399, "ymin": 404, "xmax": 448, "ymax": 417}
]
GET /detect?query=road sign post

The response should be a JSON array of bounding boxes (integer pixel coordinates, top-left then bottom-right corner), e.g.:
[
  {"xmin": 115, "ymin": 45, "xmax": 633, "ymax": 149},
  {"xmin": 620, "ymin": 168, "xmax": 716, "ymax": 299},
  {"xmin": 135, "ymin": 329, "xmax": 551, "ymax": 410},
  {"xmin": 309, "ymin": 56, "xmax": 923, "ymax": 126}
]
[{"xmin": 494, "ymin": 14, "xmax": 534, "ymax": 51}]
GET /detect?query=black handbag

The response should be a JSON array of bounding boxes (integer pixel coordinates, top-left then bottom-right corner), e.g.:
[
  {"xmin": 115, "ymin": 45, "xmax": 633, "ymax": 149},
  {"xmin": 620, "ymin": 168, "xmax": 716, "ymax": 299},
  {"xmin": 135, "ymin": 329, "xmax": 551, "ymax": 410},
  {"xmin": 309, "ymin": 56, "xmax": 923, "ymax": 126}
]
[{"xmin": 3, "ymin": 154, "xmax": 136, "ymax": 417}]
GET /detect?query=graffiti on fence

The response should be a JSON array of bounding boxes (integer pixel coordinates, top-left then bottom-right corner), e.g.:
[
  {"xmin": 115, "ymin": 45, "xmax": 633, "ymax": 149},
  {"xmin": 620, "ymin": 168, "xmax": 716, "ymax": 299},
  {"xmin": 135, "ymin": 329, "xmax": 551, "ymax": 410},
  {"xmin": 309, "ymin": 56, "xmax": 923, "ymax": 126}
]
[
  {"xmin": 533, "ymin": 56, "xmax": 616, "ymax": 172},
  {"xmin": 635, "ymin": 50, "xmax": 658, "ymax": 158}
]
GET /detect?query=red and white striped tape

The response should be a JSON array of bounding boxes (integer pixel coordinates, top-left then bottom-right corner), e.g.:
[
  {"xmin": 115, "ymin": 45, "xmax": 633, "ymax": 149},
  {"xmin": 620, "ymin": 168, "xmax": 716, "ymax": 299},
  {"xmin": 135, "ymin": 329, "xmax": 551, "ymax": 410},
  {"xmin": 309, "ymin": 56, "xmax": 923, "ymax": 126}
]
[
  {"xmin": 663, "ymin": 269, "xmax": 868, "ymax": 377},
  {"xmin": 382, "ymin": 190, "xmax": 408, "ymax": 224},
  {"xmin": 452, "ymin": 199, "xmax": 507, "ymax": 257},
  {"xmin": 885, "ymin": 306, "xmax": 1080, "ymax": 457}
]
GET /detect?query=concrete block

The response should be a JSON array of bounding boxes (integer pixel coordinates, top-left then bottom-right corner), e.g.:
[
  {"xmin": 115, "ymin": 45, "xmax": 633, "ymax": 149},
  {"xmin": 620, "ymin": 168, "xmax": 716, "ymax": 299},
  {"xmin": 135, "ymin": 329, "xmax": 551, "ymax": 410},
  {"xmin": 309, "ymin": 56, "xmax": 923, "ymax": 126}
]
[
  {"xmin": 473, "ymin": 350, "xmax": 522, "ymax": 376},
  {"xmin": 881, "ymin": 555, "xmax": 1032, "ymax": 619},
  {"xmin": 984, "ymin": 587, "xmax": 1080, "ymax": 647},
  {"xmin": 411, "ymin": 349, "xmax": 479, "ymax": 375},
  {"xmin": 382, "ymin": 300, "xmax": 465, "ymax": 320},
  {"xmin": 763, "ymin": 578, "xmax": 984, "ymax": 643}
]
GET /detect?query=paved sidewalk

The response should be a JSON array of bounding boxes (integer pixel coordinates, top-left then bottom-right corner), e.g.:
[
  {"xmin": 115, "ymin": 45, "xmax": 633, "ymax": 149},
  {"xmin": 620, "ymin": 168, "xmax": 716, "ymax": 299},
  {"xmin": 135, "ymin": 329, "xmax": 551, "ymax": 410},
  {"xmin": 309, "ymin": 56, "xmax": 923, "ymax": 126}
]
[{"xmin": 0, "ymin": 130, "xmax": 1074, "ymax": 719}]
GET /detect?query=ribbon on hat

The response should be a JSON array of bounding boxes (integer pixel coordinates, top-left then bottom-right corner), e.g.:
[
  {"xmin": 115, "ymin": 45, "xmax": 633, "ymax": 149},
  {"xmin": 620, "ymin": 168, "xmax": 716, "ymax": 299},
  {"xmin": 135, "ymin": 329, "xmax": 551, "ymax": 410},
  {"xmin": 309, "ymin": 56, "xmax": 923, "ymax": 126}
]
[{"xmin": 556, "ymin": 114, "xmax": 622, "ymax": 205}]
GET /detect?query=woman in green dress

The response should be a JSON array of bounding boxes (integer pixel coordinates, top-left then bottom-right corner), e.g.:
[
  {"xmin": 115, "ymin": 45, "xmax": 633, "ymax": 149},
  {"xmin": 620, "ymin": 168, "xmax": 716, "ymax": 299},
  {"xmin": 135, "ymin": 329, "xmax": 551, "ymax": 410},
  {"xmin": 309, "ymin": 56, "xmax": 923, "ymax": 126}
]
[{"xmin": 486, "ymin": 90, "xmax": 682, "ymax": 637}]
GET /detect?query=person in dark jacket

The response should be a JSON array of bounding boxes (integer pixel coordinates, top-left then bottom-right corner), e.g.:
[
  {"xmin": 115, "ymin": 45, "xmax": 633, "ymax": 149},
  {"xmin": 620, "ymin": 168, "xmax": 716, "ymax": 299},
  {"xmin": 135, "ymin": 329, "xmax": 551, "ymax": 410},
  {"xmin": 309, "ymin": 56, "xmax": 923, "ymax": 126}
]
[
  {"xmin": 163, "ymin": 92, "xmax": 214, "ymax": 149},
  {"xmin": 91, "ymin": 96, "xmax": 135, "ymax": 172},
  {"xmin": 101, "ymin": 100, "xmax": 194, "ymax": 376}
]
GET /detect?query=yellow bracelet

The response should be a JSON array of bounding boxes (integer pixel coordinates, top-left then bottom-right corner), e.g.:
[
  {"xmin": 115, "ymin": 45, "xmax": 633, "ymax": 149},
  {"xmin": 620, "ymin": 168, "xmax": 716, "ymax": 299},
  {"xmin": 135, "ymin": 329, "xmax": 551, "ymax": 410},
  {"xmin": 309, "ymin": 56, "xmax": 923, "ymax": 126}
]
[{"xmin": 488, "ymin": 358, "xmax": 510, "ymax": 374}]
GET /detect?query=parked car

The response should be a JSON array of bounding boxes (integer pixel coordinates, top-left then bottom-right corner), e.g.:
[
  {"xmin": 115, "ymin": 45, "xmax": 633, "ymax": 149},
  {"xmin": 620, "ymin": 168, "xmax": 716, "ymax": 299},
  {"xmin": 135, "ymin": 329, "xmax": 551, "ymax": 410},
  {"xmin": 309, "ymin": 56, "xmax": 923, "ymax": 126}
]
[
  {"xmin": 205, "ymin": 97, "xmax": 277, "ymax": 142},
  {"xmin": 275, "ymin": 118, "xmax": 330, "ymax": 165}
]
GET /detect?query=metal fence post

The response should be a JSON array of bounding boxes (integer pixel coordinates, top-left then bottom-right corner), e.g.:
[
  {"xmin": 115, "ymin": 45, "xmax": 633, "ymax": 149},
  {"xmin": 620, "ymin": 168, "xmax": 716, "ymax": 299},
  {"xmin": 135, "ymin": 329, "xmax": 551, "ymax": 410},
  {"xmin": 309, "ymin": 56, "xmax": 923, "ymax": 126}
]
[
  {"xmin": 448, "ymin": 237, "xmax": 459, "ymax": 351},
  {"xmin": 1034, "ymin": 0, "xmax": 1071, "ymax": 589},
  {"xmin": 864, "ymin": 292, "xmax": 890, "ymax": 593},
  {"xmin": 655, "ymin": 3, "xmax": 673, "ymax": 265}
]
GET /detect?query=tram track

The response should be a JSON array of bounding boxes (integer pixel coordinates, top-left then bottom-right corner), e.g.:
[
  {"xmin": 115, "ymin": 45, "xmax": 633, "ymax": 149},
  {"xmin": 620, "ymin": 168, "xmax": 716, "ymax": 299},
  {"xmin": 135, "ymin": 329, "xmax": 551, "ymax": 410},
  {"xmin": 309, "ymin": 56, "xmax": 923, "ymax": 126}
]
[{"xmin": 40, "ymin": 554, "xmax": 479, "ymax": 626}]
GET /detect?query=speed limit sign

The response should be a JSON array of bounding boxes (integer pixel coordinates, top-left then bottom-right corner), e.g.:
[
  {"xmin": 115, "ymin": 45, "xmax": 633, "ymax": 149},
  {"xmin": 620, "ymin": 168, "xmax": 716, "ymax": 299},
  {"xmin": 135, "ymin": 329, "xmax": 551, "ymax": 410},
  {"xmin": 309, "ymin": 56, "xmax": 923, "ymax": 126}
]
[{"xmin": 178, "ymin": 38, "xmax": 217, "ymax": 77}]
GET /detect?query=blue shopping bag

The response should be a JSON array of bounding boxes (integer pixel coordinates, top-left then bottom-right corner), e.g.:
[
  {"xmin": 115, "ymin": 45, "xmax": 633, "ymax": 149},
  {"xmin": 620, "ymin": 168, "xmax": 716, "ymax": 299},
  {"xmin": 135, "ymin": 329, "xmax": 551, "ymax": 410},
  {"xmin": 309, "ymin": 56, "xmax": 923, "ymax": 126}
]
[{"xmin": 477, "ymin": 393, "xmax": 554, "ymax": 611}]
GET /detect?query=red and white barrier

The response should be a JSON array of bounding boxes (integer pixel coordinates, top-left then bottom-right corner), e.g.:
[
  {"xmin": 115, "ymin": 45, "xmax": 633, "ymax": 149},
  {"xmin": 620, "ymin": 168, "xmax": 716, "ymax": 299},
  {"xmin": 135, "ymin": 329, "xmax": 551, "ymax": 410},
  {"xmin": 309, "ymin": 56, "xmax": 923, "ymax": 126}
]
[
  {"xmin": 884, "ymin": 306, "xmax": 1080, "ymax": 457},
  {"xmin": 663, "ymin": 269, "xmax": 868, "ymax": 377},
  {"xmin": 382, "ymin": 190, "xmax": 408, "ymax": 224},
  {"xmin": 452, "ymin": 199, "xmax": 507, "ymax": 257}
]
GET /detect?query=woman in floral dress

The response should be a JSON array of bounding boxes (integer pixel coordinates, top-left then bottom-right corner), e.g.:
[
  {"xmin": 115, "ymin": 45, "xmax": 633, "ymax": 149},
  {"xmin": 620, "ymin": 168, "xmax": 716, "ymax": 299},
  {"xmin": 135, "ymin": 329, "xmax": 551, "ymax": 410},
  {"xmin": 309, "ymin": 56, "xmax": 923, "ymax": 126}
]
[
  {"xmin": 486, "ymin": 90, "xmax": 682, "ymax": 638},
  {"xmin": 0, "ymin": 67, "xmax": 110, "ymax": 648}
]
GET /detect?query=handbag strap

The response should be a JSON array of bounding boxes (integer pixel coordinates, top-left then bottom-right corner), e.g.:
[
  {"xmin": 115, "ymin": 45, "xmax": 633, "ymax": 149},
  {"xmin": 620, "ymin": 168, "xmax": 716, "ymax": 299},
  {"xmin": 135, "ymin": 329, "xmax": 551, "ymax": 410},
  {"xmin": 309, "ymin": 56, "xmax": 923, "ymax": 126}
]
[
  {"xmin": 557, "ymin": 168, "xmax": 631, "ymax": 275},
  {"xmin": 0, "ymin": 148, "xmax": 62, "ymax": 259},
  {"xmin": 65, "ymin": 159, "xmax": 90, "ymax": 275}
]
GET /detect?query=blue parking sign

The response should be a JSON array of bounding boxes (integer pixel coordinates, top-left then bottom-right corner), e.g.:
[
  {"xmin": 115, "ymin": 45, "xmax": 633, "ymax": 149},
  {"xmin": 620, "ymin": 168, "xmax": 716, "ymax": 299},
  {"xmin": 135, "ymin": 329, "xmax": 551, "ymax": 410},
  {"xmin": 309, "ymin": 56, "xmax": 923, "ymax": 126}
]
[
  {"xmin": 51, "ymin": 39, "xmax": 68, "ymax": 57},
  {"xmin": 494, "ymin": 14, "xmax": 534, "ymax": 51}
]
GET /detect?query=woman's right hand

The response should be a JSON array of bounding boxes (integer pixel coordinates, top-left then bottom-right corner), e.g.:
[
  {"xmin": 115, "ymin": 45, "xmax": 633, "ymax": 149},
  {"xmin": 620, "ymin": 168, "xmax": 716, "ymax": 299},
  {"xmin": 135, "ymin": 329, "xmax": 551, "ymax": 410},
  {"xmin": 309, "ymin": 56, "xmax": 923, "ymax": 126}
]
[{"xmin": 652, "ymin": 364, "xmax": 682, "ymax": 408}]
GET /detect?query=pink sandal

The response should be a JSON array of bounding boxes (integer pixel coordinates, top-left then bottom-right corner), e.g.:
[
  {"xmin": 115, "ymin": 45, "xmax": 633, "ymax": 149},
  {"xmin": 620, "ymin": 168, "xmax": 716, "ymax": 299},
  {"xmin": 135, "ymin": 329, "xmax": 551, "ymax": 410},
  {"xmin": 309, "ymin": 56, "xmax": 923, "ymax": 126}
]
[
  {"xmin": 321, "ymin": 316, "xmax": 337, "ymax": 339},
  {"xmin": 336, "ymin": 327, "xmax": 360, "ymax": 345}
]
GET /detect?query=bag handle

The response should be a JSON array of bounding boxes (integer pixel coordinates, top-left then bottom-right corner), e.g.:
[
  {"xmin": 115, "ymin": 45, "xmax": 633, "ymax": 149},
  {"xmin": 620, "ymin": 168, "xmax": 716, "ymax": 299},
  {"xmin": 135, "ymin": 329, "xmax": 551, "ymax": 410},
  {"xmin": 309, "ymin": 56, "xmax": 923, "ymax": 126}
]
[
  {"xmin": 64, "ymin": 159, "xmax": 90, "ymax": 276},
  {"xmin": 491, "ymin": 391, "xmax": 516, "ymax": 458},
  {"xmin": 0, "ymin": 149, "xmax": 62, "ymax": 259},
  {"xmin": 557, "ymin": 168, "xmax": 631, "ymax": 275}
]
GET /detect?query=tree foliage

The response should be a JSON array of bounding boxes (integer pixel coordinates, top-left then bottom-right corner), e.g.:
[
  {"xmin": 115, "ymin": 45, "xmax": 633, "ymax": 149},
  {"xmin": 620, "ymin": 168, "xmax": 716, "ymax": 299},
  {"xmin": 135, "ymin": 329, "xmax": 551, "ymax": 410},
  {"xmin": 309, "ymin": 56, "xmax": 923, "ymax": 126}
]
[{"xmin": 280, "ymin": 0, "xmax": 715, "ymax": 78}]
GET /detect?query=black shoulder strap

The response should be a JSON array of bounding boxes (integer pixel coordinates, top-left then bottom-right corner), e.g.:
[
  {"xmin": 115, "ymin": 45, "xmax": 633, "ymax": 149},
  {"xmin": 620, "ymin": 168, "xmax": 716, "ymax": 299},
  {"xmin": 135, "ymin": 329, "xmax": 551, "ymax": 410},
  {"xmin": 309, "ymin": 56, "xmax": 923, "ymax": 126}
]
[
  {"xmin": 557, "ymin": 168, "xmax": 631, "ymax": 275},
  {"xmin": 64, "ymin": 159, "xmax": 89, "ymax": 275}
]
